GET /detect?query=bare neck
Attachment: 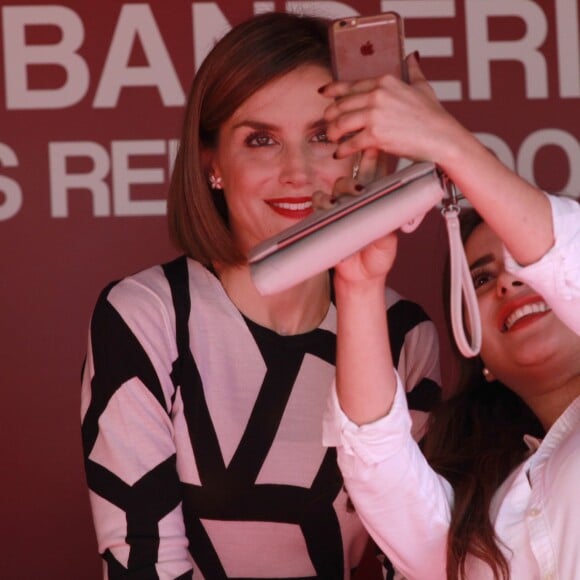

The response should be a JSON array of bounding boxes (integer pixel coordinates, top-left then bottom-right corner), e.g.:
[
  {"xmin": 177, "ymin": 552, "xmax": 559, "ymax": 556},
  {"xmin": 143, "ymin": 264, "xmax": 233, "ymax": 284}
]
[
  {"xmin": 518, "ymin": 371, "xmax": 580, "ymax": 431},
  {"xmin": 215, "ymin": 263, "xmax": 331, "ymax": 336}
]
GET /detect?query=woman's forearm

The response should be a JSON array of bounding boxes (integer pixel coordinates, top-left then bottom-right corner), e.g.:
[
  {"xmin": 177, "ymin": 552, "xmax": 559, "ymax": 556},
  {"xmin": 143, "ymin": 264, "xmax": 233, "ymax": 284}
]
[
  {"xmin": 434, "ymin": 124, "xmax": 554, "ymax": 266},
  {"xmin": 333, "ymin": 277, "xmax": 397, "ymax": 425}
]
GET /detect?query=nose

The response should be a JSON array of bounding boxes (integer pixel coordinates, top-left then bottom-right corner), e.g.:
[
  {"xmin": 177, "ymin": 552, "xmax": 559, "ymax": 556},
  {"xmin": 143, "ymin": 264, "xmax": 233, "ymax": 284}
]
[
  {"xmin": 496, "ymin": 271, "xmax": 524, "ymax": 297},
  {"xmin": 278, "ymin": 144, "xmax": 312, "ymax": 187}
]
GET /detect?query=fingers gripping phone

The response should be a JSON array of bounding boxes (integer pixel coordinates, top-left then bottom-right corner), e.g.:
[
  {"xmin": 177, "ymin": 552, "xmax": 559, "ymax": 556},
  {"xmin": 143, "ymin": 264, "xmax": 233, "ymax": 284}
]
[
  {"xmin": 329, "ymin": 13, "xmax": 407, "ymax": 173},
  {"xmin": 329, "ymin": 12, "xmax": 407, "ymax": 82}
]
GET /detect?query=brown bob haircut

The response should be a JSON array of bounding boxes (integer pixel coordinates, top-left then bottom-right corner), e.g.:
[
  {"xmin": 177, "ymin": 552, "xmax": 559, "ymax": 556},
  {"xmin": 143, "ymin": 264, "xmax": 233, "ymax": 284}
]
[{"xmin": 167, "ymin": 11, "xmax": 332, "ymax": 266}]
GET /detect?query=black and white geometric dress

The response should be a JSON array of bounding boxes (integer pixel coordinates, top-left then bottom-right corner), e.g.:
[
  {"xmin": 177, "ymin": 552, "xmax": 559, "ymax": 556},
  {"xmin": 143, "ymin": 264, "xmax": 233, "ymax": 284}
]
[{"xmin": 81, "ymin": 256, "xmax": 441, "ymax": 579}]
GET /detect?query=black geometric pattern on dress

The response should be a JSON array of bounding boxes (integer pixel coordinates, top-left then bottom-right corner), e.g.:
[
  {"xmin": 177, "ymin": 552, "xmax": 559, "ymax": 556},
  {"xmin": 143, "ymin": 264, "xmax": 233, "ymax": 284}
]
[
  {"xmin": 387, "ymin": 297, "xmax": 429, "ymax": 365},
  {"xmin": 163, "ymin": 257, "xmax": 345, "ymax": 579},
  {"xmin": 406, "ymin": 377, "xmax": 440, "ymax": 412},
  {"xmin": 82, "ymin": 256, "xmax": 440, "ymax": 578},
  {"xmin": 82, "ymin": 280, "xmax": 188, "ymax": 578},
  {"xmin": 387, "ymin": 298, "xmax": 441, "ymax": 411},
  {"xmin": 383, "ymin": 556, "xmax": 396, "ymax": 580}
]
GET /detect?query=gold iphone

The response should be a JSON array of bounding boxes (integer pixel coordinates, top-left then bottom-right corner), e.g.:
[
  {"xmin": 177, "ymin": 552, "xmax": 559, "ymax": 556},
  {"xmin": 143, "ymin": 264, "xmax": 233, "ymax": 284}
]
[{"xmin": 329, "ymin": 12, "xmax": 406, "ymax": 82}]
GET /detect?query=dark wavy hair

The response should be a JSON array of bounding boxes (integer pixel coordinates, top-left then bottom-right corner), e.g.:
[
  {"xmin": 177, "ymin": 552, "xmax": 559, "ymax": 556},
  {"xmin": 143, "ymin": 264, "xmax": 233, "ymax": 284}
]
[{"xmin": 422, "ymin": 209, "xmax": 545, "ymax": 580}]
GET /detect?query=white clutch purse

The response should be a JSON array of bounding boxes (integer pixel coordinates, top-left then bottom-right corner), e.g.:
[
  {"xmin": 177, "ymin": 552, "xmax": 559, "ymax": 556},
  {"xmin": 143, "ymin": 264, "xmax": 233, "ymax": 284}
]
[
  {"xmin": 248, "ymin": 161, "xmax": 481, "ymax": 357},
  {"xmin": 249, "ymin": 162, "xmax": 443, "ymax": 294}
]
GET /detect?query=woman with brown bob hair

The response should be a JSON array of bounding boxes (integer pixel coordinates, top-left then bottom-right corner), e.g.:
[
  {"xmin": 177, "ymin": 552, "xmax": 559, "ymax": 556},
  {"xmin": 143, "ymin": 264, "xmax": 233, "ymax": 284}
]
[
  {"xmin": 168, "ymin": 11, "xmax": 334, "ymax": 266},
  {"xmin": 81, "ymin": 11, "xmax": 441, "ymax": 578},
  {"xmin": 322, "ymin": 46, "xmax": 580, "ymax": 580}
]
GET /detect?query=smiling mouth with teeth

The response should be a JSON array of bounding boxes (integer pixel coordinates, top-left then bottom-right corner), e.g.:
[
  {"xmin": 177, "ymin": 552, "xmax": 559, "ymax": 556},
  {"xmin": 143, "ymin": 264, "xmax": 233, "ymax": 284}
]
[
  {"xmin": 270, "ymin": 200, "xmax": 312, "ymax": 211},
  {"xmin": 265, "ymin": 197, "xmax": 313, "ymax": 219},
  {"xmin": 502, "ymin": 301, "xmax": 552, "ymax": 332}
]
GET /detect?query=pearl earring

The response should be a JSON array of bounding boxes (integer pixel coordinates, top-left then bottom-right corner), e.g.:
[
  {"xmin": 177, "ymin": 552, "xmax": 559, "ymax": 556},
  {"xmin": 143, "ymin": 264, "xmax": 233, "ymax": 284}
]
[
  {"xmin": 209, "ymin": 173, "xmax": 223, "ymax": 190},
  {"xmin": 482, "ymin": 367, "xmax": 495, "ymax": 382}
]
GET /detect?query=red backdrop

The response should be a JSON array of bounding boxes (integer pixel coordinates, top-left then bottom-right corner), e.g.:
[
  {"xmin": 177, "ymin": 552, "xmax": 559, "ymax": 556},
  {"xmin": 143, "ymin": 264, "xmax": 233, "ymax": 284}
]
[{"xmin": 1, "ymin": 1, "xmax": 579, "ymax": 577}]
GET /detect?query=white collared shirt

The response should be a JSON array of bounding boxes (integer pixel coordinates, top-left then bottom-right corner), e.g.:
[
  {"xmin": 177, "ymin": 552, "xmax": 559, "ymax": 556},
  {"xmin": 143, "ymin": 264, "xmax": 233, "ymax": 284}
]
[{"xmin": 323, "ymin": 193, "xmax": 580, "ymax": 579}]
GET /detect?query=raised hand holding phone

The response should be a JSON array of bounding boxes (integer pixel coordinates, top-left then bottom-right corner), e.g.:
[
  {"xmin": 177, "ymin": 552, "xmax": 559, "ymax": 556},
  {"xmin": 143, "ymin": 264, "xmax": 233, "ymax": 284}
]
[{"xmin": 329, "ymin": 12, "xmax": 407, "ymax": 181}]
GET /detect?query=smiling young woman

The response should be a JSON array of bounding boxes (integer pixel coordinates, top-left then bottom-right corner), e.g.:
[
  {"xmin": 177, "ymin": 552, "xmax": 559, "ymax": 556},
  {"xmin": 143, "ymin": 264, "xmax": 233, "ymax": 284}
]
[
  {"xmin": 207, "ymin": 64, "xmax": 350, "ymax": 256},
  {"xmin": 80, "ymin": 11, "xmax": 441, "ymax": 579}
]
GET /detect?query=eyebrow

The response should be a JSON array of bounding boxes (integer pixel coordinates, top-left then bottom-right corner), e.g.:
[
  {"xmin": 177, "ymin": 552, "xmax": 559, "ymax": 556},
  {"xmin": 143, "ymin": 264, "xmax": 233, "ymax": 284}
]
[
  {"xmin": 469, "ymin": 253, "xmax": 495, "ymax": 271},
  {"xmin": 231, "ymin": 118, "xmax": 327, "ymax": 132}
]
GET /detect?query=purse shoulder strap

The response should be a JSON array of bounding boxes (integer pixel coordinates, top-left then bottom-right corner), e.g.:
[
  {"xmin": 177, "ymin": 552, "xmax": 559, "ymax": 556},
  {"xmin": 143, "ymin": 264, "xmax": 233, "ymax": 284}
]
[{"xmin": 440, "ymin": 178, "xmax": 482, "ymax": 358}]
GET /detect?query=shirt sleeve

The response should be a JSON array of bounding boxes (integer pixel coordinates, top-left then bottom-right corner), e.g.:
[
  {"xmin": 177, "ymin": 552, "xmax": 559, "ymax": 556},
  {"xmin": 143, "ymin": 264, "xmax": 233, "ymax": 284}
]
[
  {"xmin": 81, "ymin": 275, "xmax": 194, "ymax": 579},
  {"xmin": 546, "ymin": 420, "xmax": 580, "ymax": 578},
  {"xmin": 503, "ymin": 193, "xmax": 580, "ymax": 335},
  {"xmin": 323, "ymin": 375, "xmax": 452, "ymax": 580}
]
